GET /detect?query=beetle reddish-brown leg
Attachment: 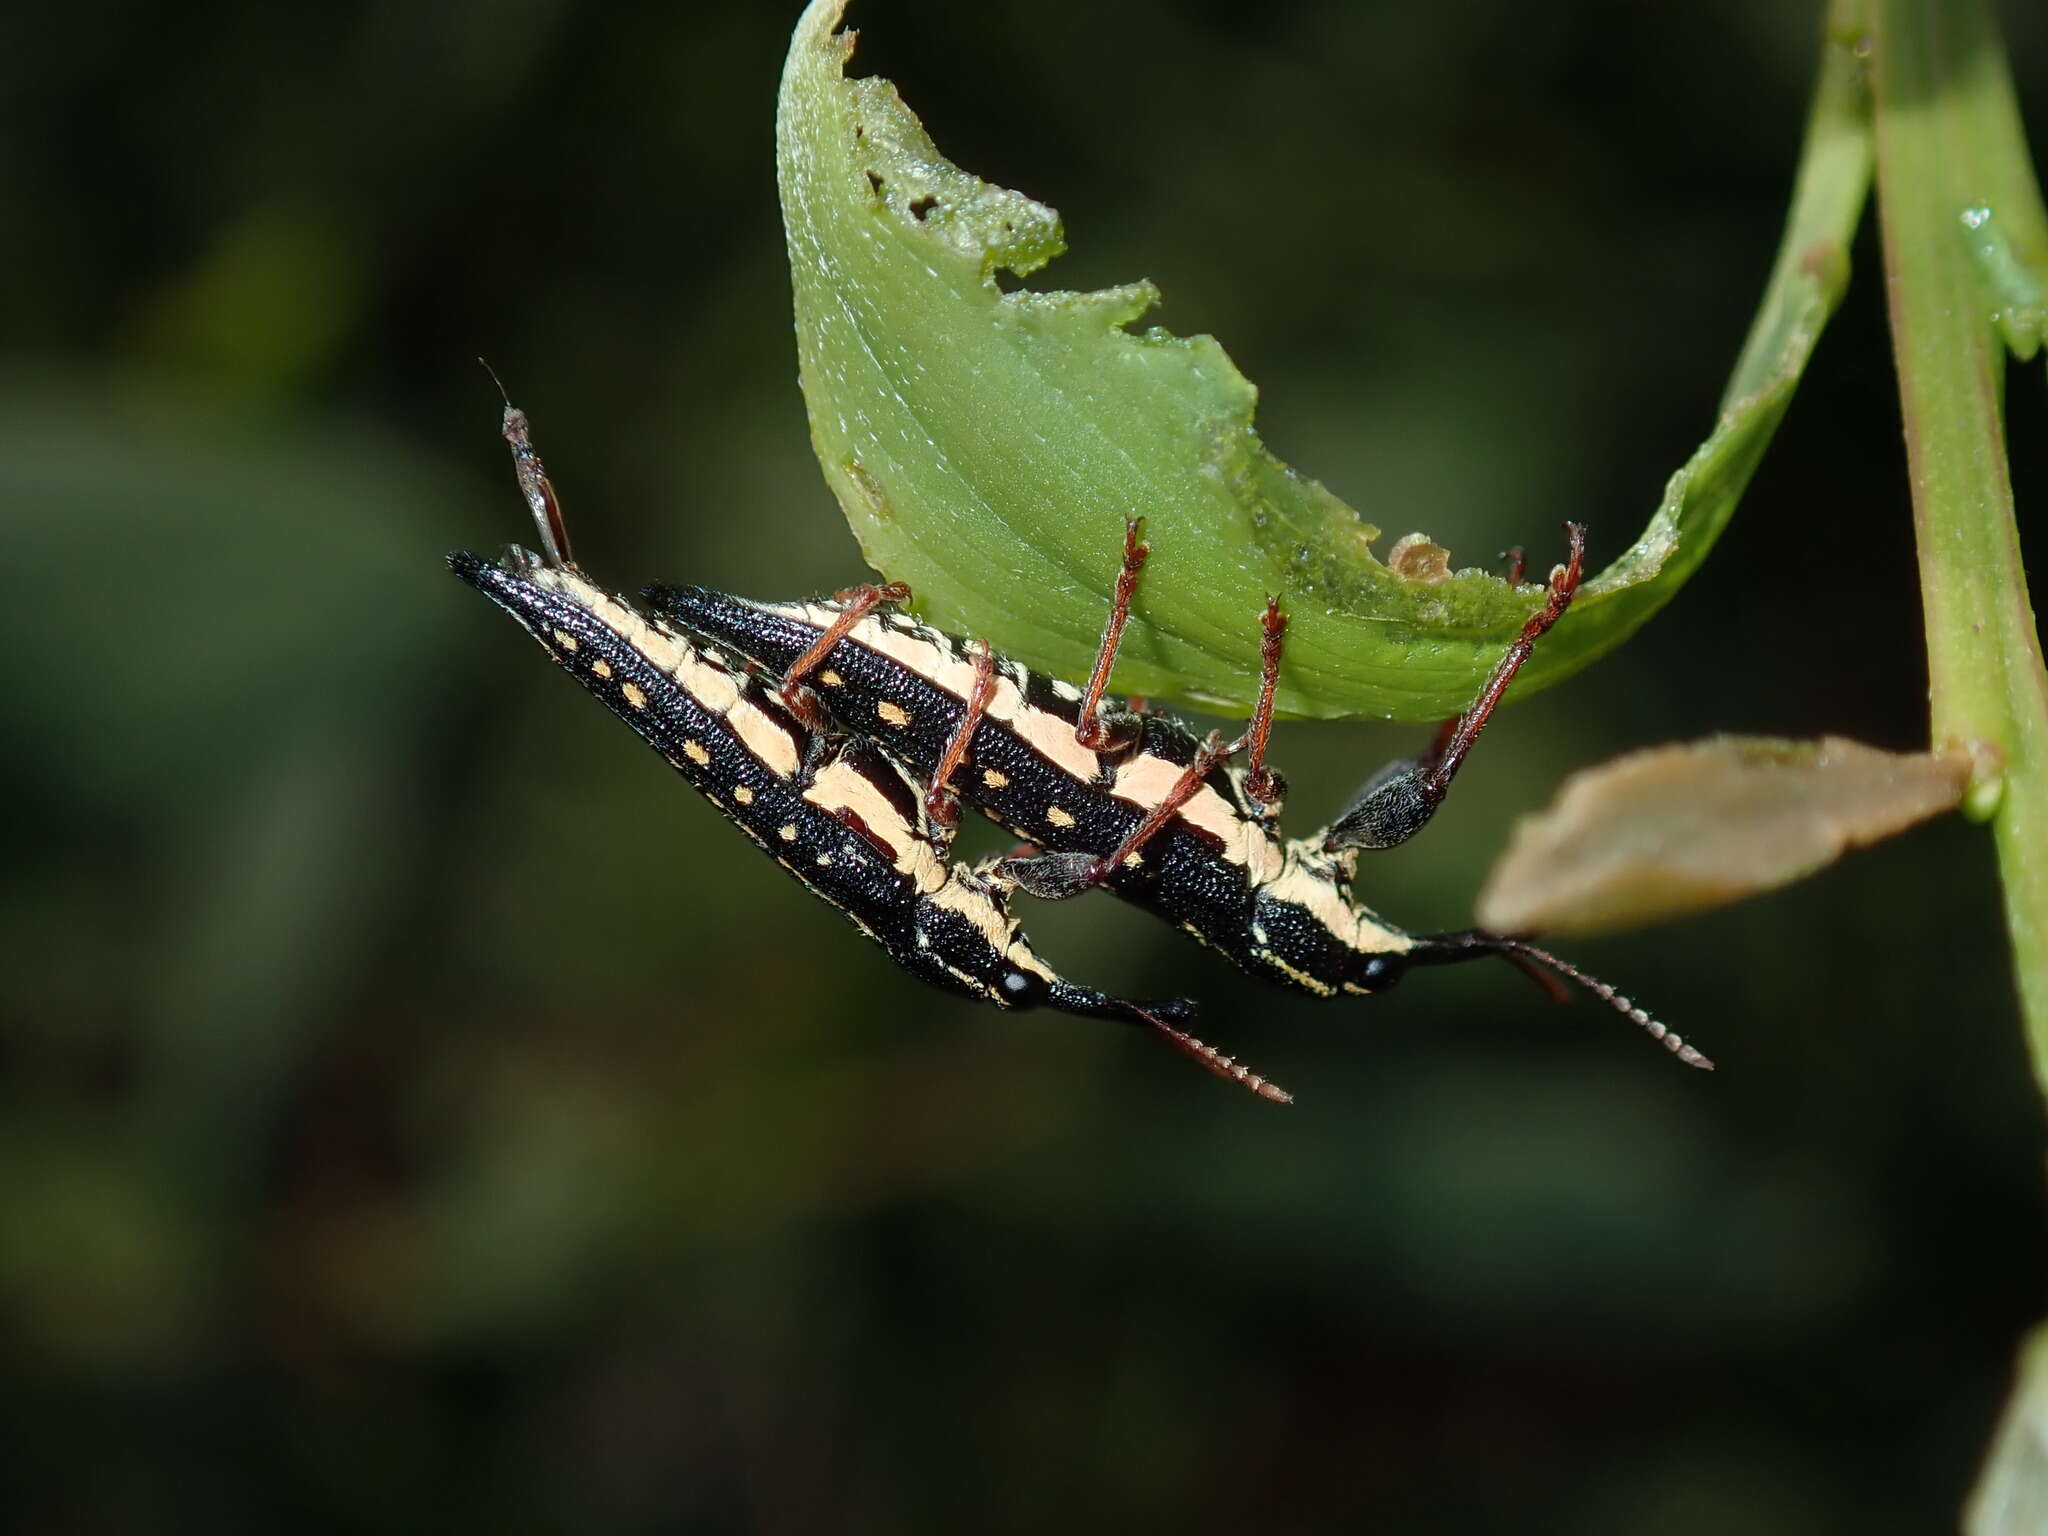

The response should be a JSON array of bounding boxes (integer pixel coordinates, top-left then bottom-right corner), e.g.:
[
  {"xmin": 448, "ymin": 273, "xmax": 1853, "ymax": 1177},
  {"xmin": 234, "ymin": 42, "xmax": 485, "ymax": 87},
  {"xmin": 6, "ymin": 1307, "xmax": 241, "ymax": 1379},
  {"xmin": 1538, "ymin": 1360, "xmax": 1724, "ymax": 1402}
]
[
  {"xmin": 1229, "ymin": 598, "xmax": 1288, "ymax": 810},
  {"xmin": 776, "ymin": 581, "xmax": 912, "ymax": 728},
  {"xmin": 924, "ymin": 638, "xmax": 997, "ymax": 851},
  {"xmin": 1321, "ymin": 523, "xmax": 1586, "ymax": 853},
  {"xmin": 998, "ymin": 731, "xmax": 1235, "ymax": 902},
  {"xmin": 1088, "ymin": 731, "xmax": 1230, "ymax": 880},
  {"xmin": 1411, "ymin": 522, "xmax": 1584, "ymax": 806},
  {"xmin": 1074, "ymin": 519, "xmax": 1150, "ymax": 754}
]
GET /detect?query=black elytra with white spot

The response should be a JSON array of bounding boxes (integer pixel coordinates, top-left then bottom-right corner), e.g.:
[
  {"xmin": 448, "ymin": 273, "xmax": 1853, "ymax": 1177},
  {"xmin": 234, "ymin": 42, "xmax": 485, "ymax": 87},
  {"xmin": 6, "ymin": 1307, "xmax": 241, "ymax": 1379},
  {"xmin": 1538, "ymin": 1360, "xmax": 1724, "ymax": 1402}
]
[
  {"xmin": 450, "ymin": 547, "xmax": 1198, "ymax": 1027},
  {"xmin": 649, "ymin": 585, "xmax": 1427, "ymax": 999}
]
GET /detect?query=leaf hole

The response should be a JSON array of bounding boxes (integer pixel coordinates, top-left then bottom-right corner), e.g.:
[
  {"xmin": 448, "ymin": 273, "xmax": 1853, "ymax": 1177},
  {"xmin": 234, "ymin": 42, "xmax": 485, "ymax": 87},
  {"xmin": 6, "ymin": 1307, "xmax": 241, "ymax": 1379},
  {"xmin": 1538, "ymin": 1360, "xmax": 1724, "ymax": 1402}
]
[{"xmin": 908, "ymin": 195, "xmax": 939, "ymax": 221}]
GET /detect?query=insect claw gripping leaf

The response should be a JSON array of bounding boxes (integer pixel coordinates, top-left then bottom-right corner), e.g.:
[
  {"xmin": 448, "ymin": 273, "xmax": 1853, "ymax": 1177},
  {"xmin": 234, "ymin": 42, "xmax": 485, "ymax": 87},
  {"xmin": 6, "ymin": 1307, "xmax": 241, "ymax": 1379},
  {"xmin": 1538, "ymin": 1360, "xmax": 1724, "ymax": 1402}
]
[
  {"xmin": 451, "ymin": 403, "xmax": 1307, "ymax": 1103},
  {"xmin": 1322, "ymin": 523, "xmax": 1588, "ymax": 853}
]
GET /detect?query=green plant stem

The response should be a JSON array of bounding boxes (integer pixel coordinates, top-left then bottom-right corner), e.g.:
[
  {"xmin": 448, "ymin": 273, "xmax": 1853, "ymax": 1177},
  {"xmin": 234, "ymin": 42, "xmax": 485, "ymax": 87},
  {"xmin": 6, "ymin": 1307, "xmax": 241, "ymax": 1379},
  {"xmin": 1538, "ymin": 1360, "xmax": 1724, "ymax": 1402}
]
[
  {"xmin": 1720, "ymin": 6, "xmax": 1872, "ymax": 413},
  {"xmin": 1869, "ymin": 0, "xmax": 2048, "ymax": 1095}
]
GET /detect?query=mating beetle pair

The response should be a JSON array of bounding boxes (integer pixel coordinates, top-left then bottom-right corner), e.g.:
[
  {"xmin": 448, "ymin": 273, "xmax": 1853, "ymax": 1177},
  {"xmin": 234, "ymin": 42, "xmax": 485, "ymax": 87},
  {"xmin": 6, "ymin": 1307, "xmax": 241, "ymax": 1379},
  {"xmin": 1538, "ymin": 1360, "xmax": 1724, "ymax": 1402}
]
[{"xmin": 453, "ymin": 403, "xmax": 1710, "ymax": 1101}]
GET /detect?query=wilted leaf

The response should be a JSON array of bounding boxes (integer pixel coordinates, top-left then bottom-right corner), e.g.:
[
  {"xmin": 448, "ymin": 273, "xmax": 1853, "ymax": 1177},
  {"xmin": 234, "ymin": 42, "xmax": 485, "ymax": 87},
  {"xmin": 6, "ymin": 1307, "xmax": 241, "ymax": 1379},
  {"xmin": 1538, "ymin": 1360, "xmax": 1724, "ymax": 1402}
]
[
  {"xmin": 1475, "ymin": 736, "xmax": 1970, "ymax": 938},
  {"xmin": 776, "ymin": 0, "xmax": 1867, "ymax": 719}
]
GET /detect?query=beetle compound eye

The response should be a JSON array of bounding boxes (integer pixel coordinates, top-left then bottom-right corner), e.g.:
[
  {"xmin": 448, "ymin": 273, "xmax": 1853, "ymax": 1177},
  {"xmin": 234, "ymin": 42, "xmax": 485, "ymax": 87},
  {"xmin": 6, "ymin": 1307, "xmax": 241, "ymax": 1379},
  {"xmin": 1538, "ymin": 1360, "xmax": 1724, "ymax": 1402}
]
[
  {"xmin": 1358, "ymin": 953, "xmax": 1408, "ymax": 992},
  {"xmin": 1000, "ymin": 969, "xmax": 1048, "ymax": 1006}
]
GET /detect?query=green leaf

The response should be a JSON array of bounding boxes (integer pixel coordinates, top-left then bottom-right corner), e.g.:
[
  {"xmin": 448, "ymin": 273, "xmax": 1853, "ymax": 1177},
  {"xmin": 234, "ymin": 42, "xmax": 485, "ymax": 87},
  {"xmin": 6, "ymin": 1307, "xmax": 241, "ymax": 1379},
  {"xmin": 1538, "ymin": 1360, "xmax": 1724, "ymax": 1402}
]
[{"xmin": 776, "ymin": 0, "xmax": 1869, "ymax": 721}]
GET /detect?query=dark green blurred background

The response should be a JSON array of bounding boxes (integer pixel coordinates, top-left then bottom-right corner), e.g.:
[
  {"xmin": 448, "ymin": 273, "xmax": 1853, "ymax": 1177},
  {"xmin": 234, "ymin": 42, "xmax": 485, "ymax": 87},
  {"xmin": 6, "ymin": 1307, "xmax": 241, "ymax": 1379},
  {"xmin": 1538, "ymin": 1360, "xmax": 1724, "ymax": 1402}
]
[{"xmin": 8, "ymin": 2, "xmax": 2047, "ymax": 1530}]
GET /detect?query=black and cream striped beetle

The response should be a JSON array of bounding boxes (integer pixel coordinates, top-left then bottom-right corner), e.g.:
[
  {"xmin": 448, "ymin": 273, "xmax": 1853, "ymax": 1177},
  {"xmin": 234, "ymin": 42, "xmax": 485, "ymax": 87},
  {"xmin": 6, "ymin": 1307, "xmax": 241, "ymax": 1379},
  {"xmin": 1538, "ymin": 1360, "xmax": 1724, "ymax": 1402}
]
[
  {"xmin": 452, "ymin": 405, "xmax": 1292, "ymax": 1101},
  {"xmin": 652, "ymin": 523, "xmax": 1711, "ymax": 1071}
]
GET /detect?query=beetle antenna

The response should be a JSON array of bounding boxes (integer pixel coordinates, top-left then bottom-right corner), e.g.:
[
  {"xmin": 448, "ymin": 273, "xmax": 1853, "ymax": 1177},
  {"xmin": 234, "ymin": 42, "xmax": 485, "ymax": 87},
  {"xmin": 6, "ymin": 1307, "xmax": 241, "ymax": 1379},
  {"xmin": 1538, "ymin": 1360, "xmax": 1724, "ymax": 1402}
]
[
  {"xmin": 1128, "ymin": 1006, "xmax": 1294, "ymax": 1104},
  {"xmin": 1490, "ymin": 938, "xmax": 1714, "ymax": 1070}
]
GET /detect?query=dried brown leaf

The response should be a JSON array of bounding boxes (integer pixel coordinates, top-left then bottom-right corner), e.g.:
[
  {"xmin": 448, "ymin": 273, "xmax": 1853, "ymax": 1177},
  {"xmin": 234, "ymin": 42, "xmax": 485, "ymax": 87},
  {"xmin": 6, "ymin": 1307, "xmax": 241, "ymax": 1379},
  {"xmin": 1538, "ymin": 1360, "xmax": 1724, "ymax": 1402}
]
[{"xmin": 1475, "ymin": 736, "xmax": 1971, "ymax": 938}]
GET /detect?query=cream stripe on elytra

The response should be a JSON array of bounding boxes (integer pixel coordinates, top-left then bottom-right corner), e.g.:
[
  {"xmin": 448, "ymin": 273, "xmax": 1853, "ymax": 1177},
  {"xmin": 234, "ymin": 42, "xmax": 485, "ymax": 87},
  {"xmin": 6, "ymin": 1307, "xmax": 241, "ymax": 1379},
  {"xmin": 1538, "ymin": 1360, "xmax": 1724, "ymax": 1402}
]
[
  {"xmin": 722, "ymin": 696, "xmax": 803, "ymax": 782},
  {"xmin": 1108, "ymin": 752, "xmax": 1275, "ymax": 870},
  {"xmin": 802, "ymin": 757, "xmax": 944, "ymax": 892},
  {"xmin": 542, "ymin": 566, "xmax": 799, "ymax": 778},
  {"xmin": 535, "ymin": 570, "xmax": 997, "ymax": 949}
]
